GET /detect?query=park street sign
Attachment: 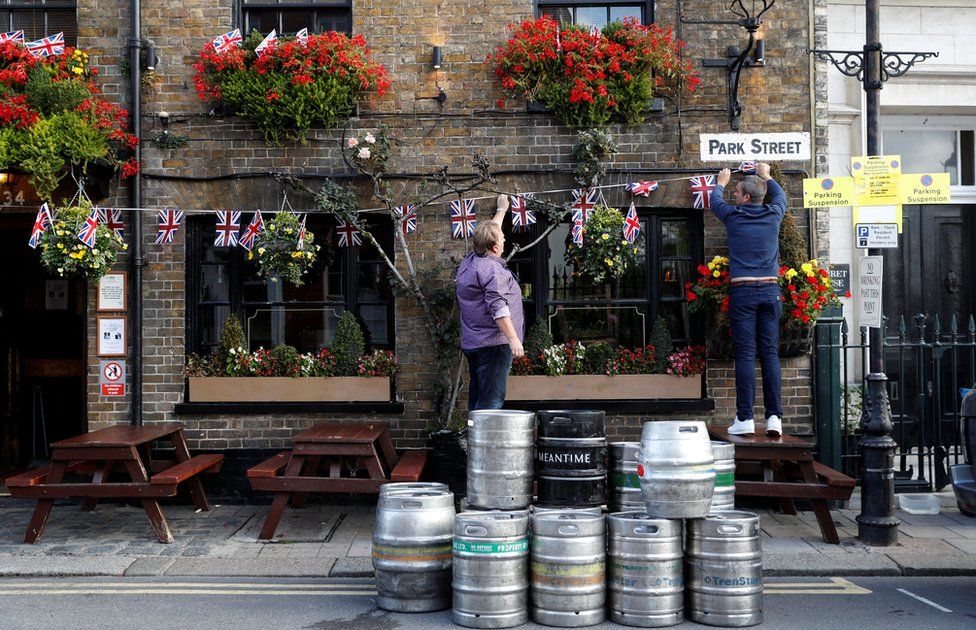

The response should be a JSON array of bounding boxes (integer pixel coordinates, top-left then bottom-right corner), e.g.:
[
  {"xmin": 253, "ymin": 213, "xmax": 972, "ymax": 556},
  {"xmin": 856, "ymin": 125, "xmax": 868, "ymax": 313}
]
[
  {"xmin": 699, "ymin": 132, "xmax": 811, "ymax": 162},
  {"xmin": 858, "ymin": 256, "xmax": 884, "ymax": 329},
  {"xmin": 855, "ymin": 223, "xmax": 898, "ymax": 249}
]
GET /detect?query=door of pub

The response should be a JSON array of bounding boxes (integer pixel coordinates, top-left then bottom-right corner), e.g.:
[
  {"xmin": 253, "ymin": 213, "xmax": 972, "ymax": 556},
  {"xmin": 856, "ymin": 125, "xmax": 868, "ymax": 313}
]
[{"xmin": 0, "ymin": 212, "xmax": 87, "ymax": 472}]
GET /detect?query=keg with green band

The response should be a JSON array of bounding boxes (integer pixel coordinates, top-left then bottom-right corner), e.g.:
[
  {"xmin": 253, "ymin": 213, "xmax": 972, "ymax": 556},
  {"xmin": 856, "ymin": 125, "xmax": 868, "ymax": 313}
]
[{"xmin": 453, "ymin": 538, "xmax": 529, "ymax": 554}]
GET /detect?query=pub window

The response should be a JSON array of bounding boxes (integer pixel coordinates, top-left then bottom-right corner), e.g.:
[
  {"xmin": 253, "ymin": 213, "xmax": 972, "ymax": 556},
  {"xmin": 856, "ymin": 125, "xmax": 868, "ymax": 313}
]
[
  {"xmin": 537, "ymin": 1, "xmax": 653, "ymax": 28},
  {"xmin": 1, "ymin": 1, "xmax": 77, "ymax": 45},
  {"xmin": 507, "ymin": 208, "xmax": 701, "ymax": 349},
  {"xmin": 186, "ymin": 213, "xmax": 394, "ymax": 356},
  {"xmin": 241, "ymin": 0, "xmax": 352, "ymax": 36},
  {"xmin": 882, "ymin": 125, "xmax": 976, "ymax": 187}
]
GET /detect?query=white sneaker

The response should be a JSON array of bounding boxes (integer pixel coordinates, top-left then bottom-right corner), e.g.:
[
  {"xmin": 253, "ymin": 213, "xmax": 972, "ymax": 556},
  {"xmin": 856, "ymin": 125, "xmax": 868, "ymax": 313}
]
[
  {"xmin": 728, "ymin": 417, "xmax": 755, "ymax": 435},
  {"xmin": 766, "ymin": 415, "xmax": 783, "ymax": 438}
]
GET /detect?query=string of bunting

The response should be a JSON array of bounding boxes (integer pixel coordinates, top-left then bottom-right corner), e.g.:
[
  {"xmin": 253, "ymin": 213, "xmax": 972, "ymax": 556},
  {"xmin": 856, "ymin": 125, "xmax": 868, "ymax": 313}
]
[{"xmin": 19, "ymin": 163, "xmax": 756, "ymax": 251}]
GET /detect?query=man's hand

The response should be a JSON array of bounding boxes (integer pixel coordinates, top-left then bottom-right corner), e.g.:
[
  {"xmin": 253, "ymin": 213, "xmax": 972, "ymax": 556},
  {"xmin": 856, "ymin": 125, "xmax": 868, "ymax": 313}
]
[
  {"xmin": 756, "ymin": 163, "xmax": 771, "ymax": 181},
  {"xmin": 716, "ymin": 168, "xmax": 731, "ymax": 187},
  {"xmin": 510, "ymin": 338, "xmax": 525, "ymax": 358},
  {"xmin": 496, "ymin": 194, "xmax": 510, "ymax": 213}
]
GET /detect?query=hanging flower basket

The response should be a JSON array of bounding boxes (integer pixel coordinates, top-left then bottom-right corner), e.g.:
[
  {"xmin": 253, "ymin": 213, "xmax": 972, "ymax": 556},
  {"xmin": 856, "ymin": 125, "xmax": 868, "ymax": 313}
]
[
  {"xmin": 251, "ymin": 212, "xmax": 320, "ymax": 285},
  {"xmin": 38, "ymin": 200, "xmax": 125, "ymax": 280},
  {"xmin": 0, "ymin": 42, "xmax": 139, "ymax": 201},
  {"xmin": 565, "ymin": 205, "xmax": 640, "ymax": 284},
  {"xmin": 193, "ymin": 31, "xmax": 391, "ymax": 144},
  {"xmin": 489, "ymin": 16, "xmax": 700, "ymax": 128},
  {"xmin": 779, "ymin": 323, "xmax": 815, "ymax": 357}
]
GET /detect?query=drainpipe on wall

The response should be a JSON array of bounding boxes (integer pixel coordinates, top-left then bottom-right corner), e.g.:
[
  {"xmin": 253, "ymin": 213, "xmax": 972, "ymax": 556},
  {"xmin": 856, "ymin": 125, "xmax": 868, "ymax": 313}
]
[{"xmin": 128, "ymin": 0, "xmax": 143, "ymax": 426}]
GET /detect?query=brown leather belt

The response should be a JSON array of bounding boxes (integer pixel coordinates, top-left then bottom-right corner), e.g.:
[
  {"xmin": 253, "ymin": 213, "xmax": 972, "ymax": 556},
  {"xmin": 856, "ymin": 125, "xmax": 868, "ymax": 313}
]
[{"xmin": 731, "ymin": 279, "xmax": 778, "ymax": 286}]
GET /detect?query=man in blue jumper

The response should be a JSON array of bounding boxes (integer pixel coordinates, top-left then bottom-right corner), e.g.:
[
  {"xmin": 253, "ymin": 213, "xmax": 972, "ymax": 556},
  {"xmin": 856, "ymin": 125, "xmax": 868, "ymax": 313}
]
[{"xmin": 709, "ymin": 163, "xmax": 786, "ymax": 437}]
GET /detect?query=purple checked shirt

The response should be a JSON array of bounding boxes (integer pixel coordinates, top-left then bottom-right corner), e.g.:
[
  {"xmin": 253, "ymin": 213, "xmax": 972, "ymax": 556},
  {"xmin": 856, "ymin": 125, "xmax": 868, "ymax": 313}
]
[{"xmin": 456, "ymin": 251, "xmax": 525, "ymax": 350}]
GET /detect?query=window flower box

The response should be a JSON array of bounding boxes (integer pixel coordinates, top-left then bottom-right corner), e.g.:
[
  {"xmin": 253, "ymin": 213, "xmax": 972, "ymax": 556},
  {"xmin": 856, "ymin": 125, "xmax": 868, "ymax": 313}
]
[
  {"xmin": 187, "ymin": 376, "xmax": 391, "ymax": 403},
  {"xmin": 505, "ymin": 374, "xmax": 702, "ymax": 402}
]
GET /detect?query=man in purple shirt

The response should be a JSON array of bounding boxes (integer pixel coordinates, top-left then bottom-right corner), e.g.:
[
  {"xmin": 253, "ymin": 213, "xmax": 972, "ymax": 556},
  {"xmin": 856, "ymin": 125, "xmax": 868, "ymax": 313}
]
[{"xmin": 456, "ymin": 195, "xmax": 525, "ymax": 410}]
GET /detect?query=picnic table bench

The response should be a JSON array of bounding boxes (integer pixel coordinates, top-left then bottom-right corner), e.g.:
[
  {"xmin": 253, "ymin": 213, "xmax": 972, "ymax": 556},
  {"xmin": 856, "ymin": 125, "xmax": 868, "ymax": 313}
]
[
  {"xmin": 6, "ymin": 423, "xmax": 222, "ymax": 544},
  {"xmin": 709, "ymin": 426, "xmax": 856, "ymax": 544},
  {"xmin": 247, "ymin": 422, "xmax": 428, "ymax": 540}
]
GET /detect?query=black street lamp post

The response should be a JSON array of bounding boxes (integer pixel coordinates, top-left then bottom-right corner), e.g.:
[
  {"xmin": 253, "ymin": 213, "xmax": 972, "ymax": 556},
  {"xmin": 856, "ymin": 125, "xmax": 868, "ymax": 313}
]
[{"xmin": 810, "ymin": 0, "xmax": 937, "ymax": 546}]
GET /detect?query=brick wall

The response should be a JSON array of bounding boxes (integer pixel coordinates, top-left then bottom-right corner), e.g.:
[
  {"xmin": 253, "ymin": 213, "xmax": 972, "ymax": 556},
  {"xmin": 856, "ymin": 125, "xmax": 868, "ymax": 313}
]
[{"xmin": 77, "ymin": 0, "xmax": 828, "ymax": 449}]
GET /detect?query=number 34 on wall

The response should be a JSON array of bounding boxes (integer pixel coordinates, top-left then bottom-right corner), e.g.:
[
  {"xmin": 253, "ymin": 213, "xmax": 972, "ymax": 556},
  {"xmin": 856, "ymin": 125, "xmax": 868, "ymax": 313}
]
[{"xmin": 2, "ymin": 190, "xmax": 26, "ymax": 206}]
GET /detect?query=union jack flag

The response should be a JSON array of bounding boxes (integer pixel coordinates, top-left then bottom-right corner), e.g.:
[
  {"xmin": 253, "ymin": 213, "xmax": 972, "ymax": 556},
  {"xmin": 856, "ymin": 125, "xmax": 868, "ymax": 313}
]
[
  {"xmin": 212, "ymin": 29, "xmax": 243, "ymax": 54},
  {"xmin": 623, "ymin": 202, "xmax": 641, "ymax": 244},
  {"xmin": 297, "ymin": 214, "xmax": 307, "ymax": 250},
  {"xmin": 336, "ymin": 219, "xmax": 362, "ymax": 247},
  {"xmin": 214, "ymin": 210, "xmax": 241, "ymax": 247},
  {"xmin": 555, "ymin": 28, "xmax": 562, "ymax": 52},
  {"xmin": 0, "ymin": 31, "xmax": 25, "ymax": 44},
  {"xmin": 77, "ymin": 207, "xmax": 100, "ymax": 248},
  {"xmin": 97, "ymin": 208, "xmax": 125, "ymax": 240},
  {"xmin": 571, "ymin": 216, "xmax": 585, "ymax": 246},
  {"xmin": 572, "ymin": 188, "xmax": 598, "ymax": 224},
  {"xmin": 395, "ymin": 205, "xmax": 417, "ymax": 235},
  {"xmin": 690, "ymin": 175, "xmax": 716, "ymax": 210},
  {"xmin": 625, "ymin": 180, "xmax": 659, "ymax": 197},
  {"xmin": 255, "ymin": 29, "xmax": 278, "ymax": 57},
  {"xmin": 239, "ymin": 210, "xmax": 264, "ymax": 251},
  {"xmin": 295, "ymin": 28, "xmax": 309, "ymax": 45},
  {"xmin": 510, "ymin": 195, "xmax": 536, "ymax": 231},
  {"xmin": 737, "ymin": 161, "xmax": 758, "ymax": 174},
  {"xmin": 589, "ymin": 25, "xmax": 602, "ymax": 37},
  {"xmin": 26, "ymin": 32, "xmax": 64, "ymax": 58},
  {"xmin": 154, "ymin": 209, "xmax": 184, "ymax": 245},
  {"xmin": 28, "ymin": 203, "xmax": 53, "ymax": 250},
  {"xmin": 450, "ymin": 199, "xmax": 477, "ymax": 239}
]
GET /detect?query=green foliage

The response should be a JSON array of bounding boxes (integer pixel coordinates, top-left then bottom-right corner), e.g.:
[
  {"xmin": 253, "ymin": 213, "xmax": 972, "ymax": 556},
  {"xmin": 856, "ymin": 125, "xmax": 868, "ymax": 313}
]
[
  {"xmin": 565, "ymin": 206, "xmax": 641, "ymax": 284},
  {"xmin": 779, "ymin": 210, "xmax": 807, "ymax": 271},
  {"xmin": 583, "ymin": 341, "xmax": 615, "ymax": 375},
  {"xmin": 523, "ymin": 318, "xmax": 553, "ymax": 360},
  {"xmin": 572, "ymin": 129, "xmax": 617, "ymax": 188},
  {"xmin": 313, "ymin": 178, "xmax": 360, "ymax": 223},
  {"xmin": 25, "ymin": 67, "xmax": 91, "ymax": 116},
  {"xmin": 332, "ymin": 311, "xmax": 366, "ymax": 376},
  {"xmin": 649, "ymin": 317, "xmax": 673, "ymax": 373},
  {"xmin": 217, "ymin": 314, "xmax": 247, "ymax": 364},
  {"xmin": 252, "ymin": 212, "xmax": 320, "ymax": 285},
  {"xmin": 270, "ymin": 344, "xmax": 300, "ymax": 377}
]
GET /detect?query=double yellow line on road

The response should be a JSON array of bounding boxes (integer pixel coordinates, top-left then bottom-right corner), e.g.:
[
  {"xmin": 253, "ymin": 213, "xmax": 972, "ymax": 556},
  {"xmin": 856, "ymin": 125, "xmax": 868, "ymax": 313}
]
[{"xmin": 0, "ymin": 577, "xmax": 871, "ymax": 597}]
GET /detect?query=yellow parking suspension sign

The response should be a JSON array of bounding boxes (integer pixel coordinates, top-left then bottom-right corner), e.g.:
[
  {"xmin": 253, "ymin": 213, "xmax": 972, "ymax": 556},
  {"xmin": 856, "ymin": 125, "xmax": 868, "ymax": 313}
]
[
  {"xmin": 900, "ymin": 172, "xmax": 951, "ymax": 204},
  {"xmin": 803, "ymin": 177, "xmax": 855, "ymax": 208},
  {"xmin": 852, "ymin": 155, "xmax": 902, "ymax": 206}
]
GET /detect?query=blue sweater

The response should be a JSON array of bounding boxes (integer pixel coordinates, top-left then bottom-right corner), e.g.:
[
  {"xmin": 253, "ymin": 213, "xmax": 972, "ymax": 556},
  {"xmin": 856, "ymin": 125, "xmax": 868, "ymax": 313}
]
[{"xmin": 709, "ymin": 179, "xmax": 787, "ymax": 279}]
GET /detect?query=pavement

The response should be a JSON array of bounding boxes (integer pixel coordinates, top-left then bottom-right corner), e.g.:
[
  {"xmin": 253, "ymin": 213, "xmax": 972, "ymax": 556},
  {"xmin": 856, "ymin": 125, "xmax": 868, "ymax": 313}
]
[{"xmin": 0, "ymin": 493, "xmax": 974, "ymax": 578}]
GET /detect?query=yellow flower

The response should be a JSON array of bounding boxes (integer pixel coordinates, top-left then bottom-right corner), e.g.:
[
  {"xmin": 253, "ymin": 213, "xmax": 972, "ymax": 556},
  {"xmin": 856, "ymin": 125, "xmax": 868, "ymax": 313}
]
[
  {"xmin": 713, "ymin": 270, "xmax": 721, "ymax": 278},
  {"xmin": 621, "ymin": 239, "xmax": 629, "ymax": 246},
  {"xmin": 248, "ymin": 251, "xmax": 254, "ymax": 260},
  {"xmin": 122, "ymin": 243, "xmax": 128, "ymax": 250},
  {"xmin": 284, "ymin": 228, "xmax": 293, "ymax": 234},
  {"xmin": 786, "ymin": 269, "xmax": 798, "ymax": 279},
  {"xmin": 57, "ymin": 243, "xmax": 65, "ymax": 250},
  {"xmin": 633, "ymin": 248, "xmax": 638, "ymax": 254},
  {"xmin": 801, "ymin": 262, "xmax": 813, "ymax": 274},
  {"xmin": 257, "ymin": 247, "xmax": 266, "ymax": 255},
  {"xmin": 92, "ymin": 249, "xmax": 99, "ymax": 255},
  {"xmin": 601, "ymin": 233, "xmax": 609, "ymax": 240},
  {"xmin": 71, "ymin": 67, "xmax": 83, "ymax": 75},
  {"xmin": 55, "ymin": 229, "xmax": 64, "ymax": 236},
  {"xmin": 291, "ymin": 251, "xmax": 302, "ymax": 258},
  {"xmin": 268, "ymin": 224, "xmax": 276, "ymax": 231},
  {"xmin": 305, "ymin": 252, "xmax": 314, "ymax": 259},
  {"xmin": 604, "ymin": 258, "xmax": 613, "ymax": 267},
  {"xmin": 707, "ymin": 262, "xmax": 716, "ymax": 270}
]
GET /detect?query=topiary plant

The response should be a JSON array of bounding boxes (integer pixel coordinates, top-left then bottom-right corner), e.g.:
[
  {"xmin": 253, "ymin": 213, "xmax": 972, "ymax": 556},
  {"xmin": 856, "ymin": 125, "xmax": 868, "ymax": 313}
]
[
  {"xmin": 332, "ymin": 311, "xmax": 365, "ymax": 376},
  {"xmin": 649, "ymin": 317, "xmax": 673, "ymax": 373},
  {"xmin": 524, "ymin": 318, "xmax": 553, "ymax": 361},
  {"xmin": 270, "ymin": 344, "xmax": 300, "ymax": 377},
  {"xmin": 217, "ymin": 314, "xmax": 247, "ymax": 366},
  {"xmin": 582, "ymin": 341, "xmax": 615, "ymax": 375}
]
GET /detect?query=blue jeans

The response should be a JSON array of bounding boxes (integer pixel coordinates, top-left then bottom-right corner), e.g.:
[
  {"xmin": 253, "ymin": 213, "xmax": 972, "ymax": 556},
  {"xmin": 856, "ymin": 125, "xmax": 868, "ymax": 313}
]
[
  {"xmin": 729, "ymin": 283, "xmax": 783, "ymax": 421},
  {"xmin": 463, "ymin": 344, "xmax": 513, "ymax": 410}
]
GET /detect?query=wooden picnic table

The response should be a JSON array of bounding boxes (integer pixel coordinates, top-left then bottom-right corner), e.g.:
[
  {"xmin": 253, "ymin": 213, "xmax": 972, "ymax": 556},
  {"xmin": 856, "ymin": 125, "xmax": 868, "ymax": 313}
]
[
  {"xmin": 708, "ymin": 426, "xmax": 856, "ymax": 544},
  {"xmin": 248, "ymin": 422, "xmax": 428, "ymax": 540},
  {"xmin": 5, "ymin": 423, "xmax": 223, "ymax": 544}
]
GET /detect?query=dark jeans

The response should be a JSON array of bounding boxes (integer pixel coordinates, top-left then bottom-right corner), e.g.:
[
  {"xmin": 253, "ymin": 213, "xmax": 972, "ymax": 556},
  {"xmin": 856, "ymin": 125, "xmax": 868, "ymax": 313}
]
[
  {"xmin": 729, "ymin": 283, "xmax": 783, "ymax": 421},
  {"xmin": 463, "ymin": 344, "xmax": 513, "ymax": 411}
]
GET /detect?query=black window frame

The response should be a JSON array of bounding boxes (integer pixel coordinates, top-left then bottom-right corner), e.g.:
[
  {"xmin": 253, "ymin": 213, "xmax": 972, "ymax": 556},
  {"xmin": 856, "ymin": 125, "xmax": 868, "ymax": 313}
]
[
  {"xmin": 536, "ymin": 1, "xmax": 654, "ymax": 26},
  {"xmin": 505, "ymin": 205, "xmax": 703, "ymax": 348},
  {"xmin": 185, "ymin": 213, "xmax": 395, "ymax": 357},
  {"xmin": 241, "ymin": 0, "xmax": 352, "ymax": 37},
  {"xmin": 1, "ymin": 1, "xmax": 77, "ymax": 46}
]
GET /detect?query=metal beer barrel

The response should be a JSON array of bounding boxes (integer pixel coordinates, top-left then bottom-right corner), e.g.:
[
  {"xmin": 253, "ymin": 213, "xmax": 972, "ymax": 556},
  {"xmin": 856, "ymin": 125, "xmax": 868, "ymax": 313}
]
[
  {"xmin": 637, "ymin": 421, "xmax": 715, "ymax": 518},
  {"xmin": 609, "ymin": 442, "xmax": 644, "ymax": 513},
  {"xmin": 467, "ymin": 410, "xmax": 536, "ymax": 510},
  {"xmin": 710, "ymin": 441, "xmax": 736, "ymax": 513},
  {"xmin": 536, "ymin": 410, "xmax": 607, "ymax": 507}
]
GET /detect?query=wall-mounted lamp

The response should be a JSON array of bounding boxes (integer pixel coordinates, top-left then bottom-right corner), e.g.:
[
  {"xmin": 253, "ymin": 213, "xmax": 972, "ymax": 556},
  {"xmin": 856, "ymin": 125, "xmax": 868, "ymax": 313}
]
[
  {"xmin": 0, "ymin": 172, "xmax": 13, "ymax": 185},
  {"xmin": 159, "ymin": 111, "xmax": 170, "ymax": 130},
  {"xmin": 431, "ymin": 46, "xmax": 442, "ymax": 70},
  {"xmin": 145, "ymin": 43, "xmax": 157, "ymax": 71},
  {"xmin": 692, "ymin": 0, "xmax": 775, "ymax": 130}
]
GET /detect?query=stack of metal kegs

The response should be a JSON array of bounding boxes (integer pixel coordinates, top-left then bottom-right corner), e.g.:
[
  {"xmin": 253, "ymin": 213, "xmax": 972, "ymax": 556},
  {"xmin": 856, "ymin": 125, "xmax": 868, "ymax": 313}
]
[{"xmin": 372, "ymin": 412, "xmax": 761, "ymax": 628}]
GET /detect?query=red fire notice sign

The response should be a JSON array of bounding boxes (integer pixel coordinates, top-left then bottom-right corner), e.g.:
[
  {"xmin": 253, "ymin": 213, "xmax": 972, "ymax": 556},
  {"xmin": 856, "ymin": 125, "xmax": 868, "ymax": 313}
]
[{"xmin": 99, "ymin": 360, "xmax": 126, "ymax": 397}]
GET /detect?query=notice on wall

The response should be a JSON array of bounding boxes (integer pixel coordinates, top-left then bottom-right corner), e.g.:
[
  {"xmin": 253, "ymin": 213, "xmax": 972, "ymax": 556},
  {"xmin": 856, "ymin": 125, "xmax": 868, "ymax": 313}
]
[
  {"xmin": 699, "ymin": 132, "xmax": 811, "ymax": 162},
  {"xmin": 829, "ymin": 264, "xmax": 850, "ymax": 297},
  {"xmin": 99, "ymin": 360, "xmax": 126, "ymax": 397},
  {"xmin": 803, "ymin": 176, "xmax": 856, "ymax": 207},
  {"xmin": 858, "ymin": 256, "xmax": 884, "ymax": 329},
  {"xmin": 855, "ymin": 224, "xmax": 899, "ymax": 249},
  {"xmin": 899, "ymin": 172, "xmax": 951, "ymax": 205}
]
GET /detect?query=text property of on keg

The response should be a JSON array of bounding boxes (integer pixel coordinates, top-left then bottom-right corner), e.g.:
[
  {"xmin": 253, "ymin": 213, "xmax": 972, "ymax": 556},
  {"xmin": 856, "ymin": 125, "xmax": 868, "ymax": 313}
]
[{"xmin": 702, "ymin": 575, "xmax": 762, "ymax": 586}]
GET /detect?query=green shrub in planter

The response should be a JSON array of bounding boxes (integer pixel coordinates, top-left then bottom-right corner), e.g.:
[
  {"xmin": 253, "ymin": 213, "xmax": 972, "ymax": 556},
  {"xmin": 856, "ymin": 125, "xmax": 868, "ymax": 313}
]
[{"xmin": 332, "ymin": 311, "xmax": 365, "ymax": 376}]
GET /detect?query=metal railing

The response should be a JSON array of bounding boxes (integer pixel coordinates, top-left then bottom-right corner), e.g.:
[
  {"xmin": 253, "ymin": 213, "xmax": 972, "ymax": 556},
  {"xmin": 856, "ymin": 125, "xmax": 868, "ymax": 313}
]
[{"xmin": 816, "ymin": 312, "xmax": 976, "ymax": 491}]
